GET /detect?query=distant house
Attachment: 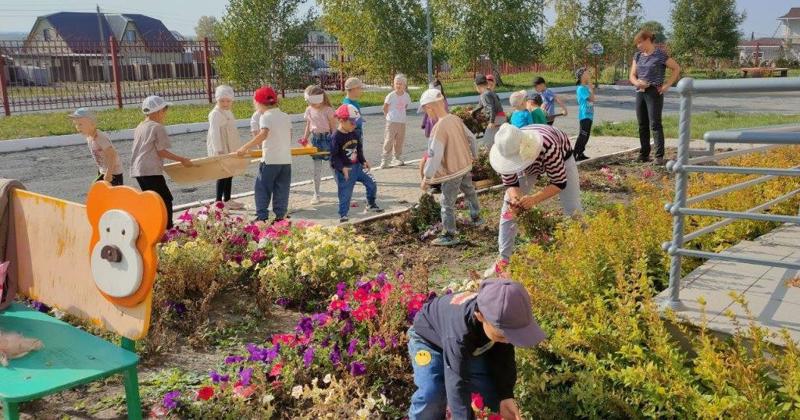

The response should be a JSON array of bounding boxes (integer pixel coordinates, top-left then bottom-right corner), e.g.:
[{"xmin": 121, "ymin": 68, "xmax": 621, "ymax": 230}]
[
  {"xmin": 303, "ymin": 30, "xmax": 339, "ymax": 65},
  {"xmin": 737, "ymin": 7, "xmax": 800, "ymax": 65},
  {"xmin": 17, "ymin": 12, "xmax": 186, "ymax": 82}
]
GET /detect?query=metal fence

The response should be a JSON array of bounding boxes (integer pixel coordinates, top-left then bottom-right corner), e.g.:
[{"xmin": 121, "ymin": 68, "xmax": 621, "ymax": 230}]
[{"xmin": 661, "ymin": 77, "xmax": 800, "ymax": 309}]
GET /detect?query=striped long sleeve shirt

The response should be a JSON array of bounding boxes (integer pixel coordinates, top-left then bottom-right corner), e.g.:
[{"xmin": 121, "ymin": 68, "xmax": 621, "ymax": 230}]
[{"xmin": 501, "ymin": 125, "xmax": 574, "ymax": 190}]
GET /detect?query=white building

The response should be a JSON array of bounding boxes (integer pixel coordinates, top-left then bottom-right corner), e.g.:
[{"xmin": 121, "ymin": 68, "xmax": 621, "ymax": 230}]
[{"xmin": 738, "ymin": 7, "xmax": 800, "ymax": 65}]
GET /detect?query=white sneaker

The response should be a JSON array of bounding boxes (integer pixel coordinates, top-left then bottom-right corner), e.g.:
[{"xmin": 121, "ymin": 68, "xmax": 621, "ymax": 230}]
[
  {"xmin": 380, "ymin": 160, "xmax": 390, "ymax": 169},
  {"xmin": 226, "ymin": 200, "xmax": 245, "ymax": 210},
  {"xmin": 392, "ymin": 159, "xmax": 405, "ymax": 166},
  {"xmin": 312, "ymin": 194, "xmax": 321, "ymax": 205}
]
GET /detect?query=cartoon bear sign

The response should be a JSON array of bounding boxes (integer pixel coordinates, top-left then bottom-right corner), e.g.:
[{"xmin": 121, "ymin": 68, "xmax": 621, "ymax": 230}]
[{"xmin": 86, "ymin": 182, "xmax": 166, "ymax": 307}]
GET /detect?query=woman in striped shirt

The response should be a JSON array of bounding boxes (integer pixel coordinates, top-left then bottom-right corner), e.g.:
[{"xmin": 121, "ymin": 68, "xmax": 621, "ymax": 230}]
[{"xmin": 485, "ymin": 123, "xmax": 583, "ymax": 277}]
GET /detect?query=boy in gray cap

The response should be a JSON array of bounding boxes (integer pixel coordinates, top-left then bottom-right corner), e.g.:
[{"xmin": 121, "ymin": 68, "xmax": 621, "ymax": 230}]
[{"xmin": 408, "ymin": 279, "xmax": 546, "ymax": 420}]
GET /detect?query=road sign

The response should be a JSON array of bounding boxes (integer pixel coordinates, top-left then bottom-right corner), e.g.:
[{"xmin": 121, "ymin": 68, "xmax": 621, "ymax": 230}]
[{"xmin": 587, "ymin": 42, "xmax": 604, "ymax": 55}]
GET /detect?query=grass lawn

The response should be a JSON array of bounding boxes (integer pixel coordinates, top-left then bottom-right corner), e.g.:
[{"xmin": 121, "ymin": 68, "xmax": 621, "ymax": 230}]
[
  {"xmin": 0, "ymin": 71, "xmax": 577, "ymax": 140},
  {"xmin": 592, "ymin": 111, "xmax": 800, "ymax": 139}
]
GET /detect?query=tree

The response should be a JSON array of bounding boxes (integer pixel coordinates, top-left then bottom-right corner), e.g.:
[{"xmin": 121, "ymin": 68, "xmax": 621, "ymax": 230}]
[
  {"xmin": 319, "ymin": 0, "xmax": 428, "ymax": 83},
  {"xmin": 195, "ymin": 16, "xmax": 218, "ymax": 40},
  {"xmin": 640, "ymin": 20, "xmax": 666, "ymax": 43},
  {"xmin": 544, "ymin": 0, "xmax": 585, "ymax": 70},
  {"xmin": 216, "ymin": 0, "xmax": 315, "ymax": 91},
  {"xmin": 434, "ymin": 0, "xmax": 545, "ymax": 84},
  {"xmin": 670, "ymin": 0, "xmax": 745, "ymax": 65}
]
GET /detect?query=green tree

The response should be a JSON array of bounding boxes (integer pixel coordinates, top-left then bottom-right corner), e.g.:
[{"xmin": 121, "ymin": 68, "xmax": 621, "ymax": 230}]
[
  {"xmin": 319, "ymin": 0, "xmax": 428, "ymax": 83},
  {"xmin": 435, "ymin": 0, "xmax": 545, "ymax": 84},
  {"xmin": 216, "ymin": 0, "xmax": 315, "ymax": 91},
  {"xmin": 544, "ymin": 0, "xmax": 585, "ymax": 70},
  {"xmin": 670, "ymin": 0, "xmax": 745, "ymax": 65},
  {"xmin": 194, "ymin": 16, "xmax": 218, "ymax": 40},
  {"xmin": 640, "ymin": 20, "xmax": 667, "ymax": 43}
]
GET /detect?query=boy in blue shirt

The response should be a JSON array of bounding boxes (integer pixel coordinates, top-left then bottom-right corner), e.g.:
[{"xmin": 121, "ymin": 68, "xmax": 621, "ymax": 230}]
[
  {"xmin": 574, "ymin": 68, "xmax": 595, "ymax": 161},
  {"xmin": 508, "ymin": 90, "xmax": 533, "ymax": 128},
  {"xmin": 533, "ymin": 76, "xmax": 568, "ymax": 126}
]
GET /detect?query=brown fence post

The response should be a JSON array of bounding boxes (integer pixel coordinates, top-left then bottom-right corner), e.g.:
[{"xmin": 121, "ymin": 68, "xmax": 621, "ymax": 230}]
[
  {"xmin": 0, "ymin": 56, "xmax": 10, "ymax": 116},
  {"xmin": 110, "ymin": 36, "xmax": 123, "ymax": 110},
  {"xmin": 203, "ymin": 37, "xmax": 213, "ymax": 104}
]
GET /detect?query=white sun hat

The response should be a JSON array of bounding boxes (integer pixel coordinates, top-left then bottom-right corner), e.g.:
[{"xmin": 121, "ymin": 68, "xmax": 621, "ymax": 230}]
[
  {"xmin": 141, "ymin": 95, "xmax": 172, "ymax": 115},
  {"xmin": 416, "ymin": 88, "xmax": 444, "ymax": 113},
  {"xmin": 489, "ymin": 123, "xmax": 544, "ymax": 175}
]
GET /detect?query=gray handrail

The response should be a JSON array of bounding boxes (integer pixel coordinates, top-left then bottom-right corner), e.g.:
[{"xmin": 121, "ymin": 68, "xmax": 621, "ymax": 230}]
[{"xmin": 662, "ymin": 76, "xmax": 800, "ymax": 310}]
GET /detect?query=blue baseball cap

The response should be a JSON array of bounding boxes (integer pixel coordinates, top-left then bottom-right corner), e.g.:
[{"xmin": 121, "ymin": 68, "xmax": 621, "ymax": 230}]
[
  {"xmin": 69, "ymin": 107, "xmax": 96, "ymax": 121},
  {"xmin": 477, "ymin": 279, "xmax": 547, "ymax": 348}
]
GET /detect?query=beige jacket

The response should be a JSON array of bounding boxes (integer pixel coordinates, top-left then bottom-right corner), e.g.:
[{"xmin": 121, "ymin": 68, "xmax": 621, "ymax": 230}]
[
  {"xmin": 207, "ymin": 107, "xmax": 241, "ymax": 156},
  {"xmin": 422, "ymin": 114, "xmax": 478, "ymax": 184}
]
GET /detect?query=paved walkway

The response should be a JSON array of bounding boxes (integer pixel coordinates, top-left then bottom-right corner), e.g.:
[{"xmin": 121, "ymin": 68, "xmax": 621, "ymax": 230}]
[
  {"xmin": 656, "ymin": 224, "xmax": 800, "ymax": 346},
  {"xmin": 192, "ymin": 135, "xmax": 761, "ymax": 226}
]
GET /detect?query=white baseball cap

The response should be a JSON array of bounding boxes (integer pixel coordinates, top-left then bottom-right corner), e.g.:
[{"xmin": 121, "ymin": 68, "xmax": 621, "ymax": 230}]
[
  {"xmin": 141, "ymin": 95, "xmax": 172, "ymax": 115},
  {"xmin": 417, "ymin": 88, "xmax": 444, "ymax": 113}
]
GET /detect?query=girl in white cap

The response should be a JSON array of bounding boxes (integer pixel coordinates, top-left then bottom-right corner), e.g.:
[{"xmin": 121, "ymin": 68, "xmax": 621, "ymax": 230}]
[
  {"xmin": 485, "ymin": 123, "xmax": 583, "ymax": 277},
  {"xmin": 300, "ymin": 85, "xmax": 337, "ymax": 204},
  {"xmin": 207, "ymin": 85, "xmax": 244, "ymax": 209}
]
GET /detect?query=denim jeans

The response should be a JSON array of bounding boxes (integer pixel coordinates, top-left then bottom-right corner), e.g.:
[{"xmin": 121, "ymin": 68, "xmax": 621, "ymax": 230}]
[
  {"xmin": 255, "ymin": 163, "xmax": 291, "ymax": 221},
  {"xmin": 636, "ymin": 86, "xmax": 665, "ymax": 159},
  {"xmin": 497, "ymin": 156, "xmax": 582, "ymax": 260},
  {"xmin": 334, "ymin": 163, "xmax": 377, "ymax": 217},
  {"xmin": 407, "ymin": 328, "xmax": 498, "ymax": 420},
  {"xmin": 440, "ymin": 172, "xmax": 480, "ymax": 235}
]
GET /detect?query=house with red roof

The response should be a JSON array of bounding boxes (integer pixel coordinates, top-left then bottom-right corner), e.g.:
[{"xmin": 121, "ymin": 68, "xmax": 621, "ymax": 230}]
[{"xmin": 738, "ymin": 7, "xmax": 800, "ymax": 65}]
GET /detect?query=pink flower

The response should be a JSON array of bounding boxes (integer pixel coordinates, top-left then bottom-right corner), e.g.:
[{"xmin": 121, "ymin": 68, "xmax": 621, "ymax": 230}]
[
  {"xmin": 298, "ymin": 137, "xmax": 309, "ymax": 147},
  {"xmin": 488, "ymin": 415, "xmax": 503, "ymax": 420},
  {"xmin": 378, "ymin": 283, "xmax": 394, "ymax": 304},
  {"xmin": 272, "ymin": 334, "xmax": 297, "ymax": 347},
  {"xmin": 233, "ymin": 384, "xmax": 256, "ymax": 399},
  {"xmin": 215, "ymin": 201, "xmax": 225, "ymax": 209},
  {"xmin": 494, "ymin": 259, "xmax": 509, "ymax": 275},
  {"xmin": 149, "ymin": 406, "xmax": 168, "ymax": 418},
  {"xmin": 250, "ymin": 249, "xmax": 267, "ymax": 264},
  {"xmin": 196, "ymin": 386, "xmax": 214, "ymax": 401},
  {"xmin": 471, "ymin": 392, "xmax": 484, "ymax": 411},
  {"xmin": 177, "ymin": 211, "xmax": 194, "ymax": 223},
  {"xmin": 294, "ymin": 220, "xmax": 316, "ymax": 229},
  {"xmin": 642, "ymin": 168, "xmax": 655, "ymax": 179},
  {"xmin": 501, "ymin": 210, "xmax": 514, "ymax": 221},
  {"xmin": 328, "ymin": 297, "xmax": 349, "ymax": 312},
  {"xmin": 269, "ymin": 362, "xmax": 283, "ymax": 378},
  {"xmin": 352, "ymin": 303, "xmax": 377, "ymax": 321}
]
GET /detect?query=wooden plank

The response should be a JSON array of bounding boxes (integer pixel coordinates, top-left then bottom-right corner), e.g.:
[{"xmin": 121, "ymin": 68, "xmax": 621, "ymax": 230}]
[
  {"xmin": 6, "ymin": 190, "xmax": 150, "ymax": 340},
  {"xmin": 163, "ymin": 153, "xmax": 249, "ymax": 186}
]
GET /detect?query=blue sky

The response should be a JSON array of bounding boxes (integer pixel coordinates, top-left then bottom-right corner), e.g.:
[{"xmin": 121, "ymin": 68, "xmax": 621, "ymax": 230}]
[{"xmin": 0, "ymin": 0, "xmax": 792, "ymax": 39}]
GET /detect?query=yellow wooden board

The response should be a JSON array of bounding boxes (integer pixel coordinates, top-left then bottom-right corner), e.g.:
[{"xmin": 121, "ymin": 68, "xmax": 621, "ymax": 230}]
[
  {"xmin": 163, "ymin": 153, "xmax": 249, "ymax": 186},
  {"xmin": 6, "ymin": 190, "xmax": 150, "ymax": 340}
]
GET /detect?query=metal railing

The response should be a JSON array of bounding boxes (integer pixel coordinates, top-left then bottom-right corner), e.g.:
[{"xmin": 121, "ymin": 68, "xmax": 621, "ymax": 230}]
[{"xmin": 661, "ymin": 77, "xmax": 800, "ymax": 309}]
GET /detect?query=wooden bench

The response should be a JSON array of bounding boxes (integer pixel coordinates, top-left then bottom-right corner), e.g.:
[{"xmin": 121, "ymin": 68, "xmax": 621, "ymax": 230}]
[
  {"xmin": 1, "ymin": 183, "xmax": 166, "ymax": 420},
  {"xmin": 741, "ymin": 67, "xmax": 790, "ymax": 78}
]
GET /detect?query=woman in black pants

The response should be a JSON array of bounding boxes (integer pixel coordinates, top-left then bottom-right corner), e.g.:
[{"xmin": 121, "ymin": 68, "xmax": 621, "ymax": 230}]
[{"xmin": 629, "ymin": 30, "xmax": 681, "ymax": 165}]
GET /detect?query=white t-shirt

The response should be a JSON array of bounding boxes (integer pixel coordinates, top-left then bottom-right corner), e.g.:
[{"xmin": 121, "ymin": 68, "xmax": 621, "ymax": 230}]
[
  {"xmin": 258, "ymin": 109, "xmax": 292, "ymax": 165},
  {"xmin": 250, "ymin": 110, "xmax": 263, "ymax": 135},
  {"xmin": 384, "ymin": 90, "xmax": 411, "ymax": 123}
]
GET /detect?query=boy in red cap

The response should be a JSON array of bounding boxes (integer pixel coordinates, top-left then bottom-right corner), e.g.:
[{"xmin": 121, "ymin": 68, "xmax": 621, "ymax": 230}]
[
  {"xmin": 330, "ymin": 104, "xmax": 383, "ymax": 223},
  {"xmin": 237, "ymin": 86, "xmax": 292, "ymax": 223},
  {"xmin": 408, "ymin": 279, "xmax": 546, "ymax": 420}
]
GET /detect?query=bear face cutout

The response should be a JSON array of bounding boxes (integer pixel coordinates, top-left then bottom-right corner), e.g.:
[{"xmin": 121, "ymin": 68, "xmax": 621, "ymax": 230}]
[{"xmin": 90, "ymin": 209, "xmax": 144, "ymax": 298}]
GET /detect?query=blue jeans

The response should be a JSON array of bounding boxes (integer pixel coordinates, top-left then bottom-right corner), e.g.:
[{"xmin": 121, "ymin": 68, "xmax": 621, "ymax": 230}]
[
  {"xmin": 334, "ymin": 163, "xmax": 376, "ymax": 217},
  {"xmin": 255, "ymin": 163, "xmax": 291, "ymax": 221},
  {"xmin": 407, "ymin": 328, "xmax": 498, "ymax": 420}
]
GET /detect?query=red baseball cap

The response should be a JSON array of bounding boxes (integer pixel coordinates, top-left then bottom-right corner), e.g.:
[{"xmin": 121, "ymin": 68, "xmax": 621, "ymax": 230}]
[
  {"xmin": 486, "ymin": 74, "xmax": 496, "ymax": 82},
  {"xmin": 253, "ymin": 86, "xmax": 278, "ymax": 106}
]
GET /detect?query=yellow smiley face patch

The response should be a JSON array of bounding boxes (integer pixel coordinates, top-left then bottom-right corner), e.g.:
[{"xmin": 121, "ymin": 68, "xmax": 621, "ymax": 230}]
[{"xmin": 415, "ymin": 350, "xmax": 432, "ymax": 366}]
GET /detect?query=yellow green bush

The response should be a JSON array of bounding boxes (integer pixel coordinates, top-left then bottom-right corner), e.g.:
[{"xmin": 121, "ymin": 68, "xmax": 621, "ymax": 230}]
[{"xmin": 511, "ymin": 146, "xmax": 800, "ymax": 419}]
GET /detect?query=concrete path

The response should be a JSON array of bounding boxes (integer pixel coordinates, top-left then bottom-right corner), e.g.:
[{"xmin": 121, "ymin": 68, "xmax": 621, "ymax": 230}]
[{"xmin": 656, "ymin": 224, "xmax": 800, "ymax": 346}]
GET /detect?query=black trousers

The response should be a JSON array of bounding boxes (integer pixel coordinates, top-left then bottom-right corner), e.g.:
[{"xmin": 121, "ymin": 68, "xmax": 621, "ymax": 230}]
[
  {"xmin": 635, "ymin": 86, "xmax": 665, "ymax": 159},
  {"xmin": 216, "ymin": 177, "xmax": 232, "ymax": 202},
  {"xmin": 94, "ymin": 172, "xmax": 124, "ymax": 186},
  {"xmin": 136, "ymin": 175, "xmax": 174, "ymax": 229},
  {"xmin": 575, "ymin": 118, "xmax": 593, "ymax": 156}
]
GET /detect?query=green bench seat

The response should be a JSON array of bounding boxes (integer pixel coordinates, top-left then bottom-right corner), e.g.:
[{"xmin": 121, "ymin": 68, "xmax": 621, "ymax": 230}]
[{"xmin": 0, "ymin": 303, "xmax": 142, "ymax": 420}]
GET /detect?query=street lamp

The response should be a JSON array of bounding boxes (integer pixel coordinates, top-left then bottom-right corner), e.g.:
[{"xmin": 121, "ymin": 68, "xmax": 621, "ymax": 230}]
[{"xmin": 425, "ymin": 0, "xmax": 433, "ymax": 84}]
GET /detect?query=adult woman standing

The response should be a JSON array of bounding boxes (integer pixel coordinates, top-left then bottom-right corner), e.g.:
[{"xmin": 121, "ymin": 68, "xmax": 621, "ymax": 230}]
[{"xmin": 629, "ymin": 30, "xmax": 681, "ymax": 165}]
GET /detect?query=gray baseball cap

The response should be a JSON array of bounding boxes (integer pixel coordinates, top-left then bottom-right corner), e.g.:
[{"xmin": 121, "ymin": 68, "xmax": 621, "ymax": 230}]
[
  {"xmin": 69, "ymin": 107, "xmax": 96, "ymax": 121},
  {"xmin": 476, "ymin": 279, "xmax": 547, "ymax": 348}
]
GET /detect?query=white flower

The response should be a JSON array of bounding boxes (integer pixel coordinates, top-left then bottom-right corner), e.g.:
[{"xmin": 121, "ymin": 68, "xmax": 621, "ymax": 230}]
[
  {"xmin": 311, "ymin": 378, "xmax": 319, "ymax": 388},
  {"xmin": 356, "ymin": 408, "xmax": 369, "ymax": 419},
  {"xmin": 241, "ymin": 259, "xmax": 253, "ymax": 269},
  {"xmin": 197, "ymin": 214, "xmax": 208, "ymax": 221},
  {"xmin": 261, "ymin": 394, "xmax": 275, "ymax": 404},
  {"xmin": 323, "ymin": 373, "xmax": 332, "ymax": 384},
  {"xmin": 291, "ymin": 385, "xmax": 303, "ymax": 399},
  {"xmin": 365, "ymin": 396, "xmax": 377, "ymax": 410},
  {"xmin": 340, "ymin": 258, "xmax": 354, "ymax": 269}
]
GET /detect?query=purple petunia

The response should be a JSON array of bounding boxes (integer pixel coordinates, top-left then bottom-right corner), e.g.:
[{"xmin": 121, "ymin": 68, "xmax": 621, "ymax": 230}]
[
  {"xmin": 391, "ymin": 335, "xmax": 399, "ymax": 348},
  {"xmin": 30, "ymin": 300, "xmax": 51, "ymax": 313},
  {"xmin": 312, "ymin": 313, "xmax": 330, "ymax": 327},
  {"xmin": 303, "ymin": 346, "xmax": 315, "ymax": 368},
  {"xmin": 164, "ymin": 300, "xmax": 187, "ymax": 316},
  {"xmin": 275, "ymin": 297, "xmax": 291, "ymax": 308},
  {"xmin": 296, "ymin": 317, "xmax": 314, "ymax": 337},
  {"xmin": 225, "ymin": 355, "xmax": 245, "ymax": 365},
  {"xmin": 209, "ymin": 370, "xmax": 229, "ymax": 384},
  {"xmin": 320, "ymin": 336, "xmax": 331, "ymax": 348},
  {"xmin": 375, "ymin": 272, "xmax": 388, "ymax": 285},
  {"xmin": 238, "ymin": 367, "xmax": 253, "ymax": 386},
  {"xmin": 349, "ymin": 361, "xmax": 367, "ymax": 376},
  {"xmin": 330, "ymin": 345, "xmax": 342, "ymax": 365},
  {"xmin": 336, "ymin": 282, "xmax": 347, "ymax": 299},
  {"xmin": 341, "ymin": 318, "xmax": 354, "ymax": 336},
  {"xmin": 163, "ymin": 390, "xmax": 181, "ymax": 410},
  {"xmin": 246, "ymin": 343, "xmax": 278, "ymax": 363},
  {"xmin": 347, "ymin": 339, "xmax": 358, "ymax": 357}
]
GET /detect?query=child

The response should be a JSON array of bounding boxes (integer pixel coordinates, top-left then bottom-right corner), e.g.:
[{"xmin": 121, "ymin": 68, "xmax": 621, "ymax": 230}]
[
  {"xmin": 419, "ymin": 88, "xmax": 482, "ymax": 247},
  {"xmin": 330, "ymin": 104, "xmax": 383, "ymax": 223},
  {"xmin": 342, "ymin": 77, "xmax": 364, "ymax": 140},
  {"xmin": 574, "ymin": 67, "xmax": 595, "ymax": 161},
  {"xmin": 508, "ymin": 90, "xmax": 533, "ymax": 128},
  {"xmin": 528, "ymin": 94, "xmax": 548, "ymax": 125},
  {"xmin": 70, "ymin": 108, "xmax": 124, "ymax": 186},
  {"xmin": 533, "ymin": 76, "xmax": 568, "ymax": 125},
  {"xmin": 207, "ymin": 85, "xmax": 243, "ymax": 209},
  {"xmin": 407, "ymin": 279, "xmax": 546, "ymax": 419},
  {"xmin": 236, "ymin": 86, "xmax": 292, "ymax": 223},
  {"xmin": 471, "ymin": 74, "xmax": 505, "ymax": 147},
  {"xmin": 301, "ymin": 85, "xmax": 337, "ymax": 204},
  {"xmin": 420, "ymin": 80, "xmax": 448, "ymax": 195},
  {"xmin": 381, "ymin": 73, "xmax": 411, "ymax": 168},
  {"xmin": 130, "ymin": 95, "xmax": 193, "ymax": 229}
]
